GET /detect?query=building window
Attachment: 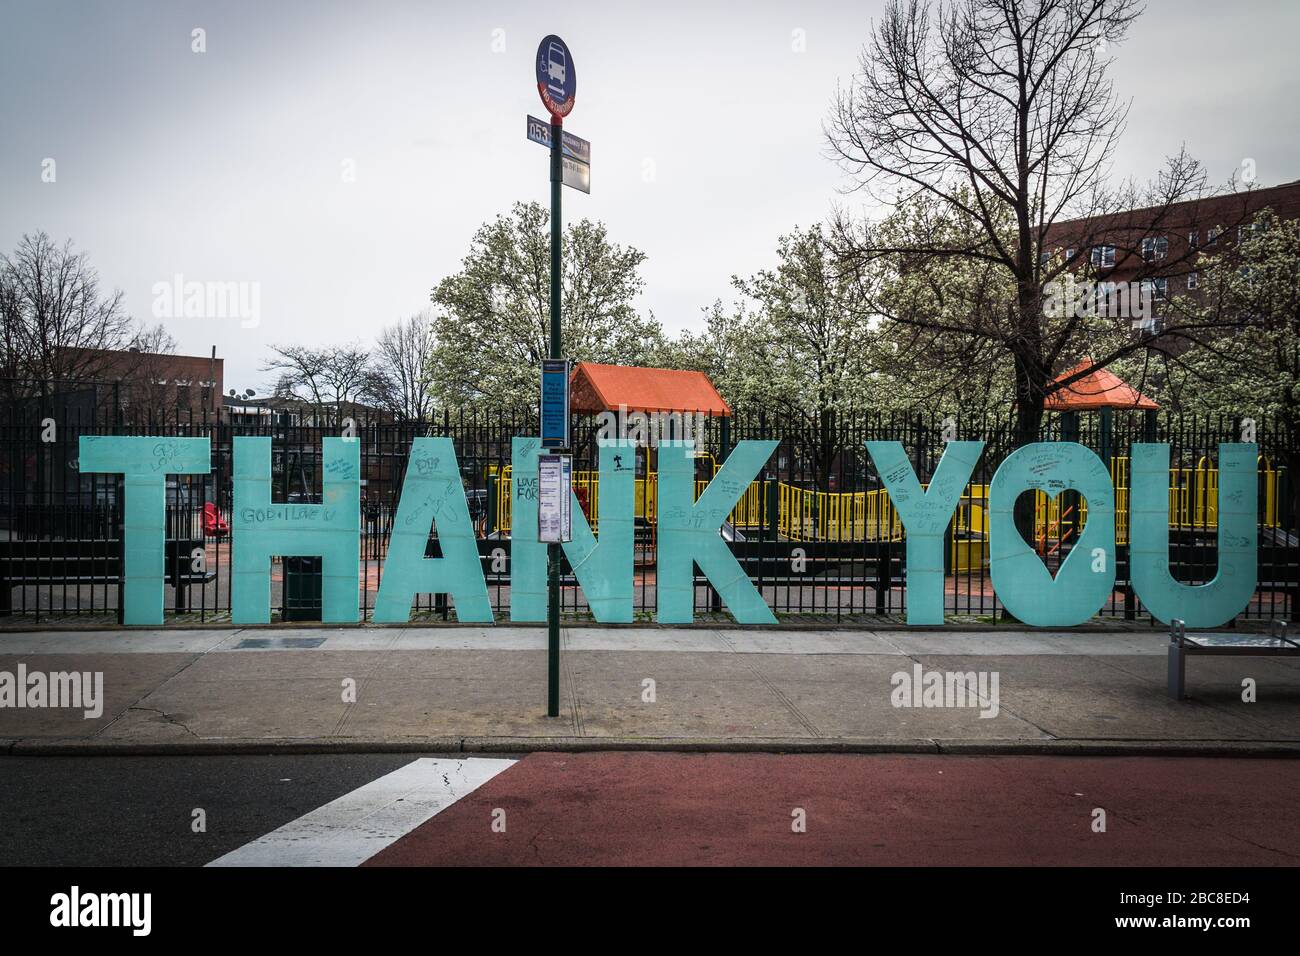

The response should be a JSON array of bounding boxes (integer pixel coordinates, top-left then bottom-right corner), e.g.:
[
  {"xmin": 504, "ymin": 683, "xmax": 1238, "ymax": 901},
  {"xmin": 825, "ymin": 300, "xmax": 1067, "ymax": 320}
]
[
  {"xmin": 1187, "ymin": 272, "xmax": 1198, "ymax": 290},
  {"xmin": 1141, "ymin": 278, "xmax": 1168, "ymax": 301},
  {"xmin": 1239, "ymin": 222, "xmax": 1266, "ymax": 241},
  {"xmin": 1207, "ymin": 226, "xmax": 1222, "ymax": 245},
  {"xmin": 1141, "ymin": 236, "xmax": 1168, "ymax": 261},
  {"xmin": 1090, "ymin": 245, "xmax": 1116, "ymax": 268},
  {"xmin": 1188, "ymin": 229, "xmax": 1199, "ymax": 248},
  {"xmin": 1065, "ymin": 247, "xmax": 1076, "ymax": 261}
]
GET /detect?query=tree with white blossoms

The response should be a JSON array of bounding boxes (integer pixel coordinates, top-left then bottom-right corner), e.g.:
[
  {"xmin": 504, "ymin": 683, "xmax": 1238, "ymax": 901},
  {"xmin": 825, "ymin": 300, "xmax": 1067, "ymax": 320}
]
[
  {"xmin": 733, "ymin": 224, "xmax": 879, "ymax": 482},
  {"xmin": 654, "ymin": 300, "xmax": 800, "ymax": 412},
  {"xmin": 854, "ymin": 190, "xmax": 1020, "ymax": 420},
  {"xmin": 1163, "ymin": 210, "xmax": 1300, "ymax": 516},
  {"xmin": 656, "ymin": 224, "xmax": 882, "ymax": 483},
  {"xmin": 660, "ymin": 227, "xmax": 883, "ymax": 418},
  {"xmin": 732, "ymin": 224, "xmax": 877, "ymax": 413},
  {"xmin": 428, "ymin": 202, "xmax": 663, "ymax": 410}
]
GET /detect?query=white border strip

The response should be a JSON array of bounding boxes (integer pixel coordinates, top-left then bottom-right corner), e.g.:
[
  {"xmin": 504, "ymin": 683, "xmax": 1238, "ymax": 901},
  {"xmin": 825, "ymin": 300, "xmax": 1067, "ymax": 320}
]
[
  {"xmin": 207, "ymin": 757, "xmax": 515, "ymax": 867},
  {"xmin": 3, "ymin": 627, "xmax": 1172, "ymax": 656}
]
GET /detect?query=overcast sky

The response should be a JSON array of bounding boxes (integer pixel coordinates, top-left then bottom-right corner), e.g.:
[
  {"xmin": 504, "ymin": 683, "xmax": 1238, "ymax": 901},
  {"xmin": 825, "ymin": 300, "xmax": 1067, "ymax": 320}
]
[{"xmin": 2, "ymin": 0, "xmax": 1298, "ymax": 391}]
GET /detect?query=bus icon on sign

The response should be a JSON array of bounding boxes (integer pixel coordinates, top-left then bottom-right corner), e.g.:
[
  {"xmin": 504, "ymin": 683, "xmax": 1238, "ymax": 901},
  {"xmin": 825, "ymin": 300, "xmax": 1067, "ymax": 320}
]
[
  {"xmin": 535, "ymin": 34, "xmax": 575, "ymax": 117},
  {"xmin": 546, "ymin": 41, "xmax": 567, "ymax": 91}
]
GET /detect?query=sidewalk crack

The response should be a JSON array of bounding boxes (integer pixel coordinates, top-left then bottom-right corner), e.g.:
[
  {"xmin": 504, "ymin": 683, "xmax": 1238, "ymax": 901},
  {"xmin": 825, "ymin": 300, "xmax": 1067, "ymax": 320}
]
[
  {"xmin": 527, "ymin": 827, "xmax": 546, "ymax": 862},
  {"xmin": 125, "ymin": 705, "xmax": 200, "ymax": 739},
  {"xmin": 95, "ymin": 651, "xmax": 207, "ymax": 738}
]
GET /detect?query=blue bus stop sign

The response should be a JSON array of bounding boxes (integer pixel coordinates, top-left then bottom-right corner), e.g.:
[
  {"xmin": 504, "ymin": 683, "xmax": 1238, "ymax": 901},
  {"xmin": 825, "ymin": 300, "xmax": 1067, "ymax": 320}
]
[{"xmin": 536, "ymin": 35, "xmax": 576, "ymax": 119}]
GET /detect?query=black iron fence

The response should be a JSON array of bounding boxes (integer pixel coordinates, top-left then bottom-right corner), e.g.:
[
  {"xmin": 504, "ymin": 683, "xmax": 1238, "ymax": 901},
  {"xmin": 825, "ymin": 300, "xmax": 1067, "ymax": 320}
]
[{"xmin": 1, "ymin": 383, "xmax": 1295, "ymax": 625}]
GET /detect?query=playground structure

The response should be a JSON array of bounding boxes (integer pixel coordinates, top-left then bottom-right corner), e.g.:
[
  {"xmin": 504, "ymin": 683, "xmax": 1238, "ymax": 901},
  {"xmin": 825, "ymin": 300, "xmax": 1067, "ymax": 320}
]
[
  {"xmin": 487, "ymin": 454, "xmax": 1288, "ymax": 572},
  {"xmin": 488, "ymin": 358, "xmax": 1289, "ymax": 572}
]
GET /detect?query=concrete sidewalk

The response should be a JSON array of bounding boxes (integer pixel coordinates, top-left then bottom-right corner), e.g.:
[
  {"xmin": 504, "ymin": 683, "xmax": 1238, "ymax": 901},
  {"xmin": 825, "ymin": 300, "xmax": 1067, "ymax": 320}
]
[{"xmin": 2, "ymin": 626, "xmax": 1300, "ymax": 755}]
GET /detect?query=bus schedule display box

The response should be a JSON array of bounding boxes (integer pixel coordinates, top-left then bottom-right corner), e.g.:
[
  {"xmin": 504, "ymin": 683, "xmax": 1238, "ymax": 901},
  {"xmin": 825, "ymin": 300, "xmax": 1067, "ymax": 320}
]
[{"xmin": 537, "ymin": 453, "xmax": 573, "ymax": 544}]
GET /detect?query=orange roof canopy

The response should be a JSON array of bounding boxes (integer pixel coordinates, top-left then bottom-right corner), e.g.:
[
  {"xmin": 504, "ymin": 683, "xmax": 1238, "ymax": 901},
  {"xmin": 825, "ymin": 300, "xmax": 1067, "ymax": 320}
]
[
  {"xmin": 1044, "ymin": 359, "xmax": 1159, "ymax": 412},
  {"xmin": 569, "ymin": 362, "xmax": 731, "ymax": 416}
]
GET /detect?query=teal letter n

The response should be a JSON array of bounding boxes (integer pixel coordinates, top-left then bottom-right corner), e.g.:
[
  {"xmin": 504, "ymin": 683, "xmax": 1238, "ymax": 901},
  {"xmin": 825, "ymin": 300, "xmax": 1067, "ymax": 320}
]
[{"xmin": 510, "ymin": 437, "xmax": 636, "ymax": 622}]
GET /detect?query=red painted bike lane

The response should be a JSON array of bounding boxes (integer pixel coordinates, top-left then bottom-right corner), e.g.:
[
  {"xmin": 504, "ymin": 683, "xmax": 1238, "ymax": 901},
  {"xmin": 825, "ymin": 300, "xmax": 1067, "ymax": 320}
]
[{"xmin": 364, "ymin": 752, "xmax": 1300, "ymax": 867}]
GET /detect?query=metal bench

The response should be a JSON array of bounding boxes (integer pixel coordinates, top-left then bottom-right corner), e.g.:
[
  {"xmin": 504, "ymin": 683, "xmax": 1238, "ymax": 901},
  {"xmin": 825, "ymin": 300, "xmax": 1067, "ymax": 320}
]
[{"xmin": 1167, "ymin": 618, "xmax": 1296, "ymax": 700}]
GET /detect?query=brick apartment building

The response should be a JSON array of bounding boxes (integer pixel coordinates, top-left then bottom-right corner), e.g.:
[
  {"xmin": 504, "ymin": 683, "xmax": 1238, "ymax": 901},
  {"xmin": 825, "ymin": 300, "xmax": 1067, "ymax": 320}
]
[
  {"xmin": 57, "ymin": 345, "xmax": 223, "ymax": 419},
  {"xmin": 1043, "ymin": 178, "xmax": 1300, "ymax": 333}
]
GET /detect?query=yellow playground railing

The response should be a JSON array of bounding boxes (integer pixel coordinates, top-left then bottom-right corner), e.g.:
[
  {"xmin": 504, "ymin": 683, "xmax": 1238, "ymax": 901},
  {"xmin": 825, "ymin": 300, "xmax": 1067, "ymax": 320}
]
[{"xmin": 488, "ymin": 455, "xmax": 1285, "ymax": 564}]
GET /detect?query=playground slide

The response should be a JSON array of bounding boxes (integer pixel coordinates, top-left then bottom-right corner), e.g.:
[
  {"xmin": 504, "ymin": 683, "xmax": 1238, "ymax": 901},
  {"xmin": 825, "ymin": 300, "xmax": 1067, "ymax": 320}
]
[{"xmin": 720, "ymin": 521, "xmax": 746, "ymax": 543}]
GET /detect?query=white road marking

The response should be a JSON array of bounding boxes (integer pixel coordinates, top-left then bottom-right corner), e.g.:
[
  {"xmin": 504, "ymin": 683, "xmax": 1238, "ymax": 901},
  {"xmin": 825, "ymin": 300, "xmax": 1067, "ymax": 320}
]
[{"xmin": 206, "ymin": 757, "xmax": 515, "ymax": 867}]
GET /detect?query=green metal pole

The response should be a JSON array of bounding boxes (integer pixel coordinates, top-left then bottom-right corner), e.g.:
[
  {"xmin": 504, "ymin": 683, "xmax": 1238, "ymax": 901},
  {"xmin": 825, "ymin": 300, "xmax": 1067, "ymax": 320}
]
[{"xmin": 547, "ymin": 118, "xmax": 563, "ymax": 719}]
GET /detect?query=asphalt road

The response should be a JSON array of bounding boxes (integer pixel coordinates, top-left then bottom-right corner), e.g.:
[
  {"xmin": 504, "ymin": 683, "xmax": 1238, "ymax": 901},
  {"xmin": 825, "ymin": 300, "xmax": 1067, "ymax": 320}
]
[
  {"xmin": 0, "ymin": 753, "xmax": 422, "ymax": 866},
  {"xmin": 3, "ymin": 752, "xmax": 1299, "ymax": 866}
]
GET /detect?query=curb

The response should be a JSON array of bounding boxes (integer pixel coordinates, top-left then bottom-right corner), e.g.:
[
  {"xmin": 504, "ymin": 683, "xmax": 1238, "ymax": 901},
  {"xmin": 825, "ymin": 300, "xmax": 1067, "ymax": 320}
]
[
  {"xmin": 931, "ymin": 738, "xmax": 1300, "ymax": 757},
  {"xmin": 6, "ymin": 736, "xmax": 1300, "ymax": 757}
]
